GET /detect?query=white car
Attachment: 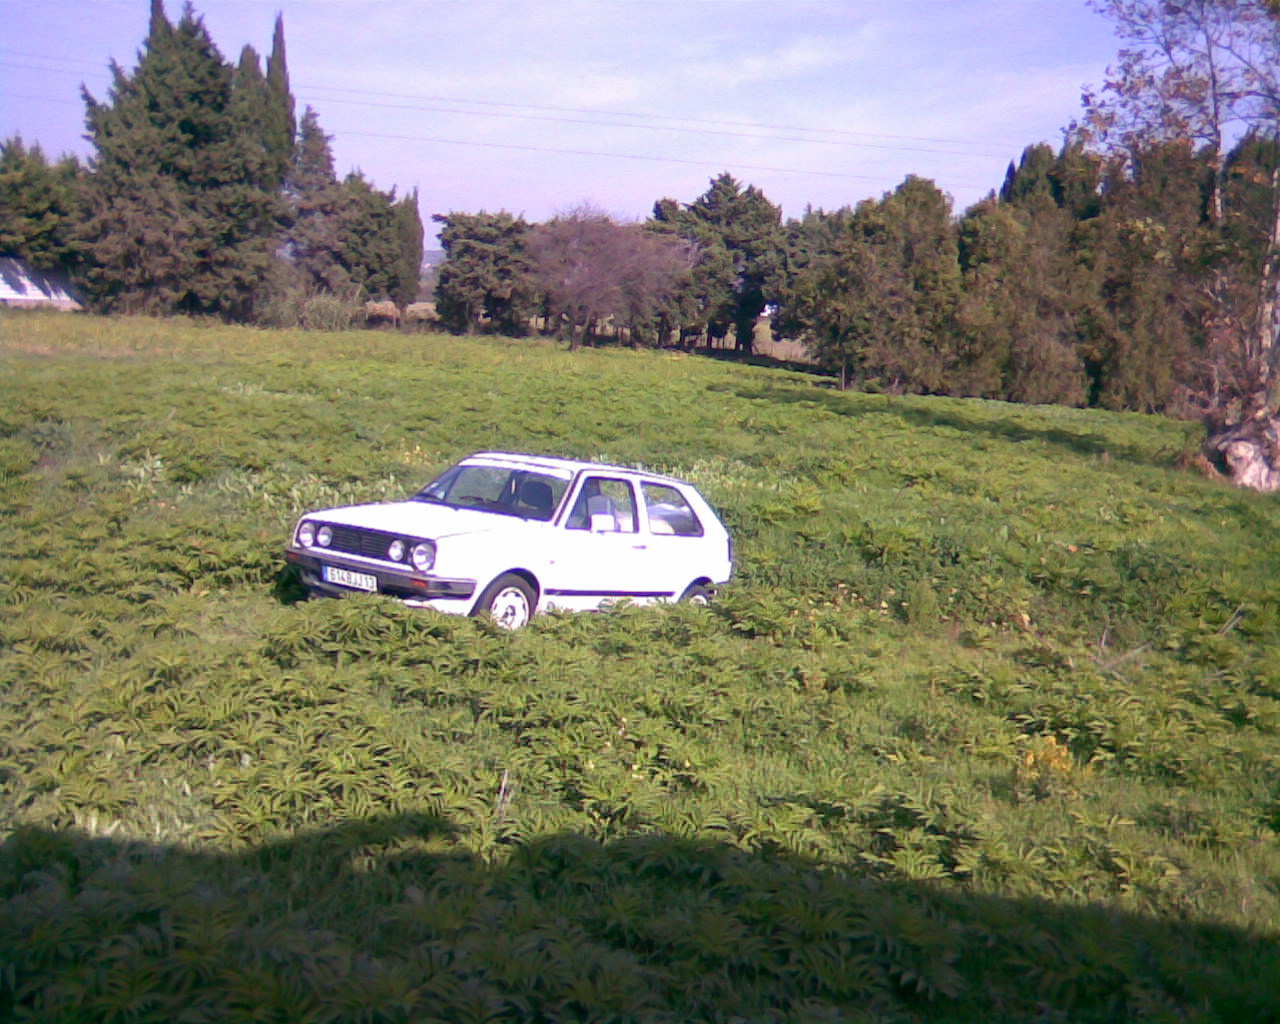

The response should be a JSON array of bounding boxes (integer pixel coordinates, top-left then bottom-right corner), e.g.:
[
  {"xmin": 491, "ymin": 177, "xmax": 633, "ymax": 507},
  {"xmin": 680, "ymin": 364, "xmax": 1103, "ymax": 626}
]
[{"xmin": 285, "ymin": 452, "xmax": 734, "ymax": 628}]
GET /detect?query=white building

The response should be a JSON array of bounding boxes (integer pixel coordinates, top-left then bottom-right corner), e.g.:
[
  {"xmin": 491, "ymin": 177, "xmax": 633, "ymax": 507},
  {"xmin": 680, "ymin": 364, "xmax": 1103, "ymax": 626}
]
[{"xmin": 0, "ymin": 257, "xmax": 82, "ymax": 311}]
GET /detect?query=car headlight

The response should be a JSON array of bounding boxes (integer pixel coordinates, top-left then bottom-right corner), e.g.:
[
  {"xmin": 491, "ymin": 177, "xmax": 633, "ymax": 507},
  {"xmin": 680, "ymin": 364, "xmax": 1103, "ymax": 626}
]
[
  {"xmin": 411, "ymin": 540, "xmax": 436, "ymax": 571},
  {"xmin": 317, "ymin": 525, "xmax": 333, "ymax": 548},
  {"xmin": 298, "ymin": 521, "xmax": 316, "ymax": 547},
  {"xmin": 387, "ymin": 539, "xmax": 405, "ymax": 562}
]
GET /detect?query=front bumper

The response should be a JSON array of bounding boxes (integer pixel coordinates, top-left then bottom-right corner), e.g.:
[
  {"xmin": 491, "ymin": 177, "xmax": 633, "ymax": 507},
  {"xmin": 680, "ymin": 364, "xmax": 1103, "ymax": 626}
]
[{"xmin": 285, "ymin": 549, "xmax": 476, "ymax": 603}]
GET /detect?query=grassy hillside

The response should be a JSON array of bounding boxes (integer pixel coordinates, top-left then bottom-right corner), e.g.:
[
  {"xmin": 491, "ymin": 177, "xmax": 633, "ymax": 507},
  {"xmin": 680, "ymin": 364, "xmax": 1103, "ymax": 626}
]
[{"xmin": 2, "ymin": 311, "xmax": 1279, "ymax": 1023}]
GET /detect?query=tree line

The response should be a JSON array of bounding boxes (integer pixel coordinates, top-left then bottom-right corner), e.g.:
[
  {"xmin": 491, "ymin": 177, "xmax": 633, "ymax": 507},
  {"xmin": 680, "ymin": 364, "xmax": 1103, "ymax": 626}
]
[
  {"xmin": 432, "ymin": 0, "xmax": 1280, "ymax": 489},
  {"xmin": 2, "ymin": 0, "xmax": 1277, "ymax": 487},
  {"xmin": 0, "ymin": 0, "xmax": 423, "ymax": 327},
  {"xmin": 435, "ymin": 137, "xmax": 1274, "ymax": 414}
]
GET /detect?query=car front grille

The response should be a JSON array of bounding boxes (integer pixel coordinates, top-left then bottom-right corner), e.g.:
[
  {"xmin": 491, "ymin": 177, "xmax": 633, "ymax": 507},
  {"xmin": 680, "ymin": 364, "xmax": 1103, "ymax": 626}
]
[{"xmin": 325, "ymin": 524, "xmax": 399, "ymax": 561}]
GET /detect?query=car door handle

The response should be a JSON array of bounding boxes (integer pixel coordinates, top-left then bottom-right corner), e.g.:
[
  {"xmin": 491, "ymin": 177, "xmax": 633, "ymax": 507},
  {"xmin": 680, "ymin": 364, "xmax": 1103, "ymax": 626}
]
[{"xmin": 631, "ymin": 544, "xmax": 647, "ymax": 550}]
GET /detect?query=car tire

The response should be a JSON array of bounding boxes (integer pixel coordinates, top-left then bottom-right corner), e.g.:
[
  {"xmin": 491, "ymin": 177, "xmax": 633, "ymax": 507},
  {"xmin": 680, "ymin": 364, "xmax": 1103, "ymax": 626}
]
[
  {"xmin": 679, "ymin": 583, "xmax": 713, "ymax": 605},
  {"xmin": 474, "ymin": 573, "xmax": 536, "ymax": 629}
]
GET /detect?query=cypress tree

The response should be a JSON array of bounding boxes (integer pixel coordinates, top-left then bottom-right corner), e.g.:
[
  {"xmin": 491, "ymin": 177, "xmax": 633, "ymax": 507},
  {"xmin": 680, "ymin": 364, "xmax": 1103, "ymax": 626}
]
[
  {"xmin": 655, "ymin": 174, "xmax": 784, "ymax": 353},
  {"xmin": 391, "ymin": 190, "xmax": 425, "ymax": 307},
  {"xmin": 283, "ymin": 109, "xmax": 412, "ymax": 301},
  {"xmin": 264, "ymin": 15, "xmax": 296, "ymax": 188},
  {"xmin": 334, "ymin": 171, "xmax": 400, "ymax": 299},
  {"xmin": 79, "ymin": 0, "xmax": 284, "ymax": 319},
  {"xmin": 432, "ymin": 211, "xmax": 535, "ymax": 334}
]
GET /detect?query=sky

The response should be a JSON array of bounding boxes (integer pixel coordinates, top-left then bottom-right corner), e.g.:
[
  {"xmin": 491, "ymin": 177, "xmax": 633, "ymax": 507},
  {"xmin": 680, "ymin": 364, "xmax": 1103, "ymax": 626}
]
[{"xmin": 0, "ymin": 0, "xmax": 1124, "ymax": 243}]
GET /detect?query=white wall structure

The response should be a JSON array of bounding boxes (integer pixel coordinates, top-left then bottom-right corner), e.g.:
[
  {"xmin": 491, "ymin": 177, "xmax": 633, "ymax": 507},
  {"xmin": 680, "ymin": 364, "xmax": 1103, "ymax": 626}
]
[{"xmin": 0, "ymin": 258, "xmax": 82, "ymax": 311}]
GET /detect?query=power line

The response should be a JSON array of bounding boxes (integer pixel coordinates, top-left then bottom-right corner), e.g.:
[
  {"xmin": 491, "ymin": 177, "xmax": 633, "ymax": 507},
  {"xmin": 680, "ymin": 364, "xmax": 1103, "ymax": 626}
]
[
  {"xmin": 0, "ymin": 50, "xmax": 1010, "ymax": 196},
  {"xmin": 339, "ymin": 128, "xmax": 990, "ymax": 192},
  {"xmin": 299, "ymin": 81, "xmax": 1019, "ymax": 155},
  {"xmin": 0, "ymin": 49, "xmax": 106, "ymax": 72},
  {"xmin": 309, "ymin": 93, "xmax": 1013, "ymax": 159},
  {"xmin": 0, "ymin": 52, "xmax": 1025, "ymax": 159},
  {"xmin": 0, "ymin": 92, "xmax": 83, "ymax": 108}
]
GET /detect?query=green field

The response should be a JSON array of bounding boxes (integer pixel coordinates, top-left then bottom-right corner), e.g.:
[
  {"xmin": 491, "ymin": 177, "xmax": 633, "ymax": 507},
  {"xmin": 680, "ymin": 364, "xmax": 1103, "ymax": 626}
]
[{"xmin": 2, "ymin": 312, "xmax": 1279, "ymax": 1023}]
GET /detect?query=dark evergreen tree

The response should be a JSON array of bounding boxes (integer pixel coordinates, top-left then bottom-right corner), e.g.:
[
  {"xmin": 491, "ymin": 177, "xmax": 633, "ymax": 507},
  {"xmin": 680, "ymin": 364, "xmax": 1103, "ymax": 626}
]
[
  {"xmin": 279, "ymin": 106, "xmax": 420, "ymax": 305},
  {"xmin": 333, "ymin": 171, "xmax": 401, "ymax": 300},
  {"xmin": 283, "ymin": 106, "xmax": 352, "ymax": 294},
  {"xmin": 956, "ymin": 145, "xmax": 1103, "ymax": 406},
  {"xmin": 230, "ymin": 42, "xmax": 292, "ymax": 195},
  {"xmin": 1083, "ymin": 140, "xmax": 1212, "ymax": 412},
  {"xmin": 957, "ymin": 197, "xmax": 1091, "ymax": 406},
  {"xmin": 779, "ymin": 177, "xmax": 962, "ymax": 392},
  {"xmin": 0, "ymin": 137, "xmax": 84, "ymax": 272},
  {"xmin": 264, "ymin": 14, "xmax": 296, "ymax": 189},
  {"xmin": 651, "ymin": 174, "xmax": 784, "ymax": 352},
  {"xmin": 390, "ymin": 190, "xmax": 425, "ymax": 307},
  {"xmin": 432, "ymin": 211, "xmax": 536, "ymax": 334},
  {"xmin": 1000, "ymin": 143, "xmax": 1059, "ymax": 207},
  {"xmin": 79, "ymin": 0, "xmax": 284, "ymax": 319},
  {"xmin": 650, "ymin": 196, "xmax": 736, "ymax": 347},
  {"xmin": 771, "ymin": 204, "xmax": 854, "ymax": 351}
]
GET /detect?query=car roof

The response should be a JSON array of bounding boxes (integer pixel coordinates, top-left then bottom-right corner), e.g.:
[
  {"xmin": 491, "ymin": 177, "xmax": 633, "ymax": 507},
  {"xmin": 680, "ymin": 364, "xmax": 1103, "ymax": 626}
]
[{"xmin": 463, "ymin": 451, "xmax": 689, "ymax": 486}]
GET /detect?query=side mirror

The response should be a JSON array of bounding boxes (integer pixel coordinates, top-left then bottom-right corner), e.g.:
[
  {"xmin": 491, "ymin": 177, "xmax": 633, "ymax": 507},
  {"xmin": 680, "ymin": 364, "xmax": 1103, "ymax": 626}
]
[{"xmin": 590, "ymin": 512, "xmax": 617, "ymax": 533}]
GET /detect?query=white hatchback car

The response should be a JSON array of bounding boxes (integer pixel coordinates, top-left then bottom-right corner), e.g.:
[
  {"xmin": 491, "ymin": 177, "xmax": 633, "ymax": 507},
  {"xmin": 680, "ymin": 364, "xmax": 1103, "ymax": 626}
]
[{"xmin": 285, "ymin": 452, "xmax": 733, "ymax": 628}]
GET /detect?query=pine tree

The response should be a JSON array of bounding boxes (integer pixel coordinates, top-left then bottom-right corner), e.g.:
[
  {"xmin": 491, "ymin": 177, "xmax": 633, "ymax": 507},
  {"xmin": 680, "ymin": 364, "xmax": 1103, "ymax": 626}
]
[{"xmin": 79, "ymin": 0, "xmax": 284, "ymax": 319}]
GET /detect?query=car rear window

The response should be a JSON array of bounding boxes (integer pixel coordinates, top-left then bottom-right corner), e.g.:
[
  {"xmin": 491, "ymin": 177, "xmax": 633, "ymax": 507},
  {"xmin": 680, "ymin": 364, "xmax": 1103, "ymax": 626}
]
[{"xmin": 641, "ymin": 482, "xmax": 703, "ymax": 536}]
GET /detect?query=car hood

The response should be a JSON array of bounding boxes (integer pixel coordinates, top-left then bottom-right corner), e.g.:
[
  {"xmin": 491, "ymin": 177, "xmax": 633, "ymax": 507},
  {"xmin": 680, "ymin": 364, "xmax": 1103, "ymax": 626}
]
[{"xmin": 307, "ymin": 500, "xmax": 545, "ymax": 540}]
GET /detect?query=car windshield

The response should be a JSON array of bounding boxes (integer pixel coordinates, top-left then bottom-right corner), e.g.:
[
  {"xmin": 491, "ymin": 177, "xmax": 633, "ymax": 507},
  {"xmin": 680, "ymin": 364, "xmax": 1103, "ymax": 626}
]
[{"xmin": 414, "ymin": 463, "xmax": 569, "ymax": 522}]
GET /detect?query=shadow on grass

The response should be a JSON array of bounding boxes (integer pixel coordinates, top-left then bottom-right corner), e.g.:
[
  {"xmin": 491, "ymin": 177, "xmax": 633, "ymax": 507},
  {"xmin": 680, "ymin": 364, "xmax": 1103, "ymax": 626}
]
[
  {"xmin": 696, "ymin": 345, "xmax": 830, "ymax": 379},
  {"xmin": 3, "ymin": 815, "xmax": 1275, "ymax": 1023},
  {"xmin": 732, "ymin": 381, "xmax": 1195, "ymax": 472}
]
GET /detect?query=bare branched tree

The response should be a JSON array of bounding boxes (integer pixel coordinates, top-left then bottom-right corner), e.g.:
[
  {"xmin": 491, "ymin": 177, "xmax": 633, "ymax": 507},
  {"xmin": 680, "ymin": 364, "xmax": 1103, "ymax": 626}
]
[
  {"xmin": 530, "ymin": 203, "xmax": 688, "ymax": 351},
  {"xmin": 1085, "ymin": 0, "xmax": 1280, "ymax": 489}
]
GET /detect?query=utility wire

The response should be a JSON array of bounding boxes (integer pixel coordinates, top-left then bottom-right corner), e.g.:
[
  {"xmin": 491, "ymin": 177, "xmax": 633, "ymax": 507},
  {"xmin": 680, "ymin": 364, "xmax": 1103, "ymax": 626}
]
[
  {"xmin": 299, "ymin": 81, "xmax": 1017, "ymax": 154},
  {"xmin": 0, "ymin": 51, "xmax": 1025, "ymax": 157},
  {"xmin": 311, "ymin": 93, "xmax": 1012, "ymax": 159},
  {"xmin": 341, "ymin": 128, "xmax": 990, "ymax": 191},
  {"xmin": 0, "ymin": 85, "xmax": 991, "ymax": 192}
]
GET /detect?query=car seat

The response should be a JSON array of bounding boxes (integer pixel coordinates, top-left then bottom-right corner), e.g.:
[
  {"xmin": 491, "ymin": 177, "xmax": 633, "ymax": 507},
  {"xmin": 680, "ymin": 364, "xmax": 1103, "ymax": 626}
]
[
  {"xmin": 518, "ymin": 479, "xmax": 555, "ymax": 518},
  {"xmin": 586, "ymin": 493, "xmax": 619, "ymax": 531}
]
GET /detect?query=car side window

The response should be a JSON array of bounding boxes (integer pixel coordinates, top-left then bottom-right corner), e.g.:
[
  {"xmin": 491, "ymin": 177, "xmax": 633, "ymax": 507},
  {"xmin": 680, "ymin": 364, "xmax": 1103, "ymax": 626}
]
[
  {"xmin": 642, "ymin": 483, "xmax": 704, "ymax": 537},
  {"xmin": 565, "ymin": 477, "xmax": 637, "ymax": 532}
]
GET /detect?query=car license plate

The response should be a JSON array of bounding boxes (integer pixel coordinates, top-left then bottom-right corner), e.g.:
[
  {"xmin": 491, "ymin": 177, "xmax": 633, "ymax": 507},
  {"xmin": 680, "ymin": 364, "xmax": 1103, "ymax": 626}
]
[{"xmin": 323, "ymin": 565, "xmax": 377, "ymax": 592}]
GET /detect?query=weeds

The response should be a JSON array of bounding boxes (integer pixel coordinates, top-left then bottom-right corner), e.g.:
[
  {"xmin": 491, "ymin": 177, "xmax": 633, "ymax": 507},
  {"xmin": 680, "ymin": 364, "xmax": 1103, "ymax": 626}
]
[{"xmin": 2, "ymin": 312, "xmax": 1279, "ymax": 1021}]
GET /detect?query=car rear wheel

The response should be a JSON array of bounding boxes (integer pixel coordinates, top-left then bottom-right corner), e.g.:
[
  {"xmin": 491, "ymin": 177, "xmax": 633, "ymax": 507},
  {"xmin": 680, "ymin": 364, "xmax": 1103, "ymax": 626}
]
[{"xmin": 474, "ymin": 573, "xmax": 535, "ymax": 629}]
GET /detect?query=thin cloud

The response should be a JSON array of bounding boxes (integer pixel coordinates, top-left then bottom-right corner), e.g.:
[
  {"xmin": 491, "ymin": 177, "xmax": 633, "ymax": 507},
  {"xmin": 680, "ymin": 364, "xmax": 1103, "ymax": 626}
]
[{"xmin": 0, "ymin": 0, "xmax": 1122, "ymax": 228}]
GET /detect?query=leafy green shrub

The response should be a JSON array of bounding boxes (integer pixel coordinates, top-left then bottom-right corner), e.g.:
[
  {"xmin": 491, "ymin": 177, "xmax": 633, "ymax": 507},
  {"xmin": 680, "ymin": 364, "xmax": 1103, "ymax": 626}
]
[{"xmin": 254, "ymin": 286, "xmax": 363, "ymax": 331}]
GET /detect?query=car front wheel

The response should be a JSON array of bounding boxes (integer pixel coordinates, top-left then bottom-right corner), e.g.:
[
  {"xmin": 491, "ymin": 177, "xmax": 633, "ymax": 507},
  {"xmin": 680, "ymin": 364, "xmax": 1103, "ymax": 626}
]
[
  {"xmin": 474, "ymin": 573, "xmax": 535, "ymax": 629},
  {"xmin": 679, "ymin": 583, "xmax": 713, "ymax": 605}
]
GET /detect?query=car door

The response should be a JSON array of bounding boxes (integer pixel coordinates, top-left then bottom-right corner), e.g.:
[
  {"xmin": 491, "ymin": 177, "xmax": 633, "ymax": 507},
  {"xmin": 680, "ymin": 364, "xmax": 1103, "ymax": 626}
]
[
  {"xmin": 637, "ymin": 480, "xmax": 708, "ymax": 595},
  {"xmin": 545, "ymin": 476, "xmax": 661, "ymax": 609}
]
